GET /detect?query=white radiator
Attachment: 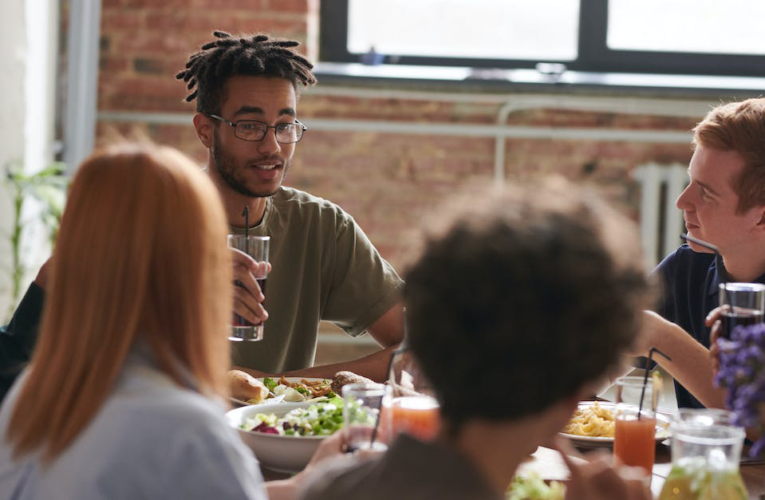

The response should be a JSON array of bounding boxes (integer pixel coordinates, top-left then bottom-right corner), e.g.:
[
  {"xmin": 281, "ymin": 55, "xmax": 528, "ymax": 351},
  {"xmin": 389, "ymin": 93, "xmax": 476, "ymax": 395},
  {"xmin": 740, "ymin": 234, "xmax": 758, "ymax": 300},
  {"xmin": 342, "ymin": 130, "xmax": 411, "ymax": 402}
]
[{"xmin": 633, "ymin": 163, "xmax": 689, "ymax": 271}]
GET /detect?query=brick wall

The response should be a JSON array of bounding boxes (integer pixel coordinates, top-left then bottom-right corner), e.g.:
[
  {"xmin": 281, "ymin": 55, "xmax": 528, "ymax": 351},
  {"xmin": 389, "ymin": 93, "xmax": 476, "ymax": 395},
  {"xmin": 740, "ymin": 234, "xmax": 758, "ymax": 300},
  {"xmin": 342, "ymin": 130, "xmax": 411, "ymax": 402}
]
[{"xmin": 96, "ymin": 1, "xmax": 701, "ymax": 361}]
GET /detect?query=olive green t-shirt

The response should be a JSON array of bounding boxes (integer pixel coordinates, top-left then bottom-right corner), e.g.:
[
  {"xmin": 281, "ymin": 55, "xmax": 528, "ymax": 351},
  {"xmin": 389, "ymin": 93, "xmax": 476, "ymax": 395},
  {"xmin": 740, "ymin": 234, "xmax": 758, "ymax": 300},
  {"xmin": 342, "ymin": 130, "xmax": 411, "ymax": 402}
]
[{"xmin": 229, "ymin": 187, "xmax": 403, "ymax": 373}]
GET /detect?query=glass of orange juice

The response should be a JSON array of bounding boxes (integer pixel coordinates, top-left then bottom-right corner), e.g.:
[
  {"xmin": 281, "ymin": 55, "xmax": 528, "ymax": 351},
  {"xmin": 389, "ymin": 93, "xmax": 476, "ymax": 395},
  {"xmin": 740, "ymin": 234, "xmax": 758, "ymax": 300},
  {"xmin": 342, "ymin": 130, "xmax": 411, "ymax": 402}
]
[
  {"xmin": 613, "ymin": 376, "xmax": 656, "ymax": 475},
  {"xmin": 385, "ymin": 347, "xmax": 440, "ymax": 442}
]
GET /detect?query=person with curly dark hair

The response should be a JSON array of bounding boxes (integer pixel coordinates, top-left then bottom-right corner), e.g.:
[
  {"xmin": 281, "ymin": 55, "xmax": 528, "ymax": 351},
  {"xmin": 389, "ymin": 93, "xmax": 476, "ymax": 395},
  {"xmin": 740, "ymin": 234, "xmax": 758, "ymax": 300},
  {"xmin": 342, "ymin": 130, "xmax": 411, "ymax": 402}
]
[
  {"xmin": 299, "ymin": 178, "xmax": 653, "ymax": 500},
  {"xmin": 0, "ymin": 32, "xmax": 404, "ymax": 398}
]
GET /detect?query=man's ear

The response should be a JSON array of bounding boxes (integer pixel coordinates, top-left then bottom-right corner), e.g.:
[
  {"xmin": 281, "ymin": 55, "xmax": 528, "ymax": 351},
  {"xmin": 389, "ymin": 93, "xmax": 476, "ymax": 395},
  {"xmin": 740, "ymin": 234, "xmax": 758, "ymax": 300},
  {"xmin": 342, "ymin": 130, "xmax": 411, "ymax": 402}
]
[
  {"xmin": 754, "ymin": 205, "xmax": 765, "ymax": 232},
  {"xmin": 193, "ymin": 113, "xmax": 214, "ymax": 149}
]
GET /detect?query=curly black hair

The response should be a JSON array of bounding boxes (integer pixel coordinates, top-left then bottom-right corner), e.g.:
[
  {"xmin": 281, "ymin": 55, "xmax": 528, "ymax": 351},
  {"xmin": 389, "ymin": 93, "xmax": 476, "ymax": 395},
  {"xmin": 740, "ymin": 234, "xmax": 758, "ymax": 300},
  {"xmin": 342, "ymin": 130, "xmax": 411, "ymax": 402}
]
[
  {"xmin": 175, "ymin": 31, "xmax": 316, "ymax": 114},
  {"xmin": 403, "ymin": 178, "xmax": 652, "ymax": 433}
]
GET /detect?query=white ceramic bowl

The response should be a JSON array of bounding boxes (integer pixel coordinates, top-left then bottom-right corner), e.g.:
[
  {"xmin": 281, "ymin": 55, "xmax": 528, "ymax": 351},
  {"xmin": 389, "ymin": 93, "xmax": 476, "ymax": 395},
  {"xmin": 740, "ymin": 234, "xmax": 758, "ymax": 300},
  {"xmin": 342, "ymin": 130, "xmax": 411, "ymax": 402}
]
[{"xmin": 226, "ymin": 402, "xmax": 327, "ymax": 473}]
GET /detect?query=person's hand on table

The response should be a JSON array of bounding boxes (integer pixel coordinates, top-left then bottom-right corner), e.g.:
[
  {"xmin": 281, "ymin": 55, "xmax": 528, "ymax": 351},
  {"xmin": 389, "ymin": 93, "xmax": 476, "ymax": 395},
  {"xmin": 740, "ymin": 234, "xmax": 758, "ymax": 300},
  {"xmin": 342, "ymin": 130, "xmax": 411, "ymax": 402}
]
[
  {"xmin": 306, "ymin": 429, "xmax": 384, "ymax": 469},
  {"xmin": 275, "ymin": 431, "xmax": 385, "ymax": 500},
  {"xmin": 553, "ymin": 437, "xmax": 651, "ymax": 500},
  {"xmin": 231, "ymin": 247, "xmax": 270, "ymax": 325},
  {"xmin": 706, "ymin": 306, "xmax": 724, "ymax": 377},
  {"xmin": 305, "ymin": 431, "xmax": 346, "ymax": 469}
]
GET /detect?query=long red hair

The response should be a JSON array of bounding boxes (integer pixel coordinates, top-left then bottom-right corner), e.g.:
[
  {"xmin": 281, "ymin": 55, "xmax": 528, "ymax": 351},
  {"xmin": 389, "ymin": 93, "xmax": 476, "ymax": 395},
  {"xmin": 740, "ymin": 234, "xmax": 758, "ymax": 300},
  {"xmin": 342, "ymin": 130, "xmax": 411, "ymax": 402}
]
[{"xmin": 7, "ymin": 143, "xmax": 232, "ymax": 461}]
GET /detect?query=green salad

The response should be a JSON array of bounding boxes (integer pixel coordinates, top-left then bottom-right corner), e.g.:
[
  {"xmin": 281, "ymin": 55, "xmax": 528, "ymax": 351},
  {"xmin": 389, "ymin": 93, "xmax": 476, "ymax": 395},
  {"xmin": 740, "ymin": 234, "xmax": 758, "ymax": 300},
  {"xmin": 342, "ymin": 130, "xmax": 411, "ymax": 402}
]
[
  {"xmin": 507, "ymin": 474, "xmax": 565, "ymax": 500},
  {"xmin": 241, "ymin": 397, "xmax": 344, "ymax": 436}
]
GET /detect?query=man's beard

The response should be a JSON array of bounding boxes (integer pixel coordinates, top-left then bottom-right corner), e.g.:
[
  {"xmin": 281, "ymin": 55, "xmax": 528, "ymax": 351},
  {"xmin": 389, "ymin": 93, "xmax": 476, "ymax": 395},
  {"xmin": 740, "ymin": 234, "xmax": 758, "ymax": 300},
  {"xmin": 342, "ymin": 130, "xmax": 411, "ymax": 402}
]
[{"xmin": 211, "ymin": 130, "xmax": 290, "ymax": 198}]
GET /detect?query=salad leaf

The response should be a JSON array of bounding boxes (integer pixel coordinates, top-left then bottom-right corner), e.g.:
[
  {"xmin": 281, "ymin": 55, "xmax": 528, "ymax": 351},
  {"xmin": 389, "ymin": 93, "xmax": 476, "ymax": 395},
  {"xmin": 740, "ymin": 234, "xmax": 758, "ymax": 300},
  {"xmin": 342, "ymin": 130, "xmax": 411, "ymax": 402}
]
[
  {"xmin": 263, "ymin": 377, "xmax": 277, "ymax": 392},
  {"xmin": 507, "ymin": 474, "xmax": 565, "ymax": 500},
  {"xmin": 243, "ymin": 398, "xmax": 346, "ymax": 437}
]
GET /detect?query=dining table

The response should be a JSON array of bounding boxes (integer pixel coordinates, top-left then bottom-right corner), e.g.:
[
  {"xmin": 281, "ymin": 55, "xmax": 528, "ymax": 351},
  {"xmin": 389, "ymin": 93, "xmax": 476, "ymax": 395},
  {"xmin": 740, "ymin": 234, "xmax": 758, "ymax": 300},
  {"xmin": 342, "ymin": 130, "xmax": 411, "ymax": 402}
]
[
  {"xmin": 518, "ymin": 441, "xmax": 765, "ymax": 499},
  {"xmin": 263, "ymin": 440, "xmax": 765, "ymax": 497},
  {"xmin": 259, "ymin": 368, "xmax": 765, "ymax": 497}
]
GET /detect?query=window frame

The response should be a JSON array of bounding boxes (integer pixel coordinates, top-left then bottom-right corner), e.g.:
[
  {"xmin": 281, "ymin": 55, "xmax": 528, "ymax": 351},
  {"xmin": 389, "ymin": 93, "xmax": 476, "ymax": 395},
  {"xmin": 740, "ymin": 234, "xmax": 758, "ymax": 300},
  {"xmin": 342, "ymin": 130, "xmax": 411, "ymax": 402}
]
[{"xmin": 319, "ymin": 0, "xmax": 765, "ymax": 77}]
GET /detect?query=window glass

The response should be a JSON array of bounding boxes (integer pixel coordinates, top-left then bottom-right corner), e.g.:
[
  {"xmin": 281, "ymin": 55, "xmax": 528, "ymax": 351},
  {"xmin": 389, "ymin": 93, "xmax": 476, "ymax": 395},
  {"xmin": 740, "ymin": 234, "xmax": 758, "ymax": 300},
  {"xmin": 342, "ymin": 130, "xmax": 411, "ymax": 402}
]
[
  {"xmin": 608, "ymin": 0, "xmax": 765, "ymax": 55},
  {"xmin": 348, "ymin": 0, "xmax": 580, "ymax": 61}
]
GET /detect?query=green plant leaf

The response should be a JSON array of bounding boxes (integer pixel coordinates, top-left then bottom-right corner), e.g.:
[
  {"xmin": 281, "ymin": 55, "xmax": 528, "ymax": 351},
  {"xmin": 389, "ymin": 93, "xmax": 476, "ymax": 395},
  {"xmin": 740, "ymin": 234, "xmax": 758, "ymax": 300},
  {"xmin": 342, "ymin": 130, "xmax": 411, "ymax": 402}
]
[{"xmin": 3, "ymin": 161, "xmax": 68, "ymax": 319}]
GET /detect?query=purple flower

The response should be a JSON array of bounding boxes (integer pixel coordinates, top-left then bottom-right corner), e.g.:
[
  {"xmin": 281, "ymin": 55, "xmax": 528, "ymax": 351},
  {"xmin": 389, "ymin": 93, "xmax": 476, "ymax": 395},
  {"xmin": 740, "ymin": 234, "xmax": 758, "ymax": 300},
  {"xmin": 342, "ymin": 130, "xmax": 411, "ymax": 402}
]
[
  {"xmin": 751, "ymin": 437, "xmax": 765, "ymax": 458},
  {"xmin": 716, "ymin": 322, "xmax": 765, "ymax": 458}
]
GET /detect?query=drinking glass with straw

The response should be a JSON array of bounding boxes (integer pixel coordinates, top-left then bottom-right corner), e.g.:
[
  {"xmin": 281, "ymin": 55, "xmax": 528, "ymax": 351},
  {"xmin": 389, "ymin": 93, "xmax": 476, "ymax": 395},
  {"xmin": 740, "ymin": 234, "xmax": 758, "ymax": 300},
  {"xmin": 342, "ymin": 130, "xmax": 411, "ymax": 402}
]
[
  {"xmin": 342, "ymin": 383, "xmax": 390, "ymax": 453},
  {"xmin": 682, "ymin": 233, "xmax": 765, "ymax": 340},
  {"xmin": 228, "ymin": 206, "xmax": 270, "ymax": 342},
  {"xmin": 369, "ymin": 311, "xmax": 440, "ymax": 449},
  {"xmin": 613, "ymin": 347, "xmax": 671, "ymax": 475}
]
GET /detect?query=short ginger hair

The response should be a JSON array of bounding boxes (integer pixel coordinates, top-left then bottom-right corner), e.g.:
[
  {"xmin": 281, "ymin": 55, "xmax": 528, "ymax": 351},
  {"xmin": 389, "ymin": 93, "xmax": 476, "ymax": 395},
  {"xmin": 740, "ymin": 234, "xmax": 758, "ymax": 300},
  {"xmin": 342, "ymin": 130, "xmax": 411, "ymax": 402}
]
[{"xmin": 693, "ymin": 98, "xmax": 765, "ymax": 213}]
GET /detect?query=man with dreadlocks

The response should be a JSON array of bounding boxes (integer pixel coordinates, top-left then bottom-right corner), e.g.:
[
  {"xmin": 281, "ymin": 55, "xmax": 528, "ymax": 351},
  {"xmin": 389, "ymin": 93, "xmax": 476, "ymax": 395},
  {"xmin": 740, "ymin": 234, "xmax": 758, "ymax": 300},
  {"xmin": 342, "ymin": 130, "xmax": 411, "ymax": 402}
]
[
  {"xmin": 0, "ymin": 32, "xmax": 404, "ymax": 403},
  {"xmin": 177, "ymin": 32, "xmax": 404, "ymax": 379}
]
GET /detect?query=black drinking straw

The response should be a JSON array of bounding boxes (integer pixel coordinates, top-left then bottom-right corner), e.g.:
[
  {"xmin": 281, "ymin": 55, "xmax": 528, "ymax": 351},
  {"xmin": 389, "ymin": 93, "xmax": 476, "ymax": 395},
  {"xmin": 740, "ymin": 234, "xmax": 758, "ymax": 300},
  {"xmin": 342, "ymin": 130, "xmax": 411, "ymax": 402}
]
[
  {"xmin": 637, "ymin": 347, "xmax": 671, "ymax": 420},
  {"xmin": 242, "ymin": 206, "xmax": 250, "ymax": 254},
  {"xmin": 680, "ymin": 233, "xmax": 727, "ymax": 285},
  {"xmin": 366, "ymin": 345, "xmax": 407, "ymax": 450},
  {"xmin": 368, "ymin": 311, "xmax": 408, "ymax": 449}
]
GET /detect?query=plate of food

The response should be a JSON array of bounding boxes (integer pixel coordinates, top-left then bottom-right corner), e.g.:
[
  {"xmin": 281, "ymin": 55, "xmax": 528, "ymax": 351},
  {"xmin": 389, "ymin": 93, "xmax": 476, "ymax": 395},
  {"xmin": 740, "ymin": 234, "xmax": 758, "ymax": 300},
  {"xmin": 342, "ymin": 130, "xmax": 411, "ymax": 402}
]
[
  {"xmin": 560, "ymin": 401, "xmax": 672, "ymax": 449},
  {"xmin": 226, "ymin": 398, "xmax": 344, "ymax": 472},
  {"xmin": 226, "ymin": 370, "xmax": 374, "ymax": 406},
  {"xmin": 226, "ymin": 370, "xmax": 337, "ymax": 406}
]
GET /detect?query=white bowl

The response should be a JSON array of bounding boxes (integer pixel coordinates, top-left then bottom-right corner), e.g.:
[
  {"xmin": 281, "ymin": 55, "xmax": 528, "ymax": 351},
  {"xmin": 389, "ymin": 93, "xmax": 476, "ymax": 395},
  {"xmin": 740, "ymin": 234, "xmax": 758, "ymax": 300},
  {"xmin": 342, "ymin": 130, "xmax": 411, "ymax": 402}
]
[{"xmin": 226, "ymin": 402, "xmax": 327, "ymax": 473}]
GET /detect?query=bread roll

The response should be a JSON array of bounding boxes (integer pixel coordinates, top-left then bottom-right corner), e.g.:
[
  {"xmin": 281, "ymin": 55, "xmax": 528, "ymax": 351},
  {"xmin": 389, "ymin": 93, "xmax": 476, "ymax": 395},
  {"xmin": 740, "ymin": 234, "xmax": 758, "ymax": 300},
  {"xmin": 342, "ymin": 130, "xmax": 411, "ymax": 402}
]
[
  {"xmin": 332, "ymin": 371, "xmax": 374, "ymax": 395},
  {"xmin": 226, "ymin": 370, "xmax": 268, "ymax": 403}
]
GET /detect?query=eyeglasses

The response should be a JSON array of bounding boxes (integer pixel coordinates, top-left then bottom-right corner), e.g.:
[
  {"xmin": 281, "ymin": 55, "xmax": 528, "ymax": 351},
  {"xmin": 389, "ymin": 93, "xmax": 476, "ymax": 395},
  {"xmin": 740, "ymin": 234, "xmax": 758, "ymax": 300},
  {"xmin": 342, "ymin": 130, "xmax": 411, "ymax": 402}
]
[{"xmin": 207, "ymin": 114, "xmax": 307, "ymax": 144}]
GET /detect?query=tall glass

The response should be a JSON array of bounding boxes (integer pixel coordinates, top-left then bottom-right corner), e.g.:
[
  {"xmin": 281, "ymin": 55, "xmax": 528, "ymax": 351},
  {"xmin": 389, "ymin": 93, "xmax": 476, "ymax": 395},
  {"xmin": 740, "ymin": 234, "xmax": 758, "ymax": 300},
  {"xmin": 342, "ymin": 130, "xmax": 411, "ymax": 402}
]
[
  {"xmin": 228, "ymin": 235, "xmax": 269, "ymax": 342},
  {"xmin": 719, "ymin": 283, "xmax": 765, "ymax": 340},
  {"xmin": 342, "ymin": 382, "xmax": 390, "ymax": 453},
  {"xmin": 658, "ymin": 409, "xmax": 747, "ymax": 500},
  {"xmin": 614, "ymin": 376, "xmax": 656, "ymax": 474},
  {"xmin": 383, "ymin": 348, "xmax": 440, "ymax": 443}
]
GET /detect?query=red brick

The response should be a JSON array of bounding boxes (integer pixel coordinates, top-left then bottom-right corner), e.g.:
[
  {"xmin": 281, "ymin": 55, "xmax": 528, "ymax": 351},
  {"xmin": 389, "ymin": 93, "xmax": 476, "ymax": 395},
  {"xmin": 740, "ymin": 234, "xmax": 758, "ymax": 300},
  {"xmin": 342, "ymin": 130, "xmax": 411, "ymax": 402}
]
[
  {"xmin": 99, "ymin": 56, "xmax": 130, "ymax": 73},
  {"xmin": 145, "ymin": 12, "xmax": 226, "ymax": 32},
  {"xmin": 133, "ymin": 57, "xmax": 166, "ymax": 75},
  {"xmin": 99, "ymin": 76, "xmax": 185, "ymax": 111},
  {"xmin": 121, "ymin": 0, "xmax": 190, "ymax": 8},
  {"xmin": 192, "ymin": 0, "xmax": 268, "ymax": 9},
  {"xmin": 101, "ymin": 9, "xmax": 143, "ymax": 31},
  {"xmin": 265, "ymin": 0, "xmax": 309, "ymax": 14},
  {"xmin": 113, "ymin": 31, "xmax": 193, "ymax": 53},
  {"xmin": 226, "ymin": 18, "xmax": 308, "ymax": 38}
]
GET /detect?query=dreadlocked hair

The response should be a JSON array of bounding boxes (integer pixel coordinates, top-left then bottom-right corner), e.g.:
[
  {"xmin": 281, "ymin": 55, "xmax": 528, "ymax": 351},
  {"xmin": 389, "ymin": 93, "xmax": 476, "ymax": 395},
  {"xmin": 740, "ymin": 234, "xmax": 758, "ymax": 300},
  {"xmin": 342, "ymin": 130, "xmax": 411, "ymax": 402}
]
[{"xmin": 175, "ymin": 31, "xmax": 316, "ymax": 114}]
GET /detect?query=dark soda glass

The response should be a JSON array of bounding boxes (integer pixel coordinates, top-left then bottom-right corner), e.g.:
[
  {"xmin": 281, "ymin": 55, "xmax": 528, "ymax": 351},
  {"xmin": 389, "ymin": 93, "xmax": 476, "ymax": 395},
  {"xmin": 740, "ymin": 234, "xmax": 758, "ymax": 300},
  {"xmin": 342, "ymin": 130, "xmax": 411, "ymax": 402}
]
[
  {"xmin": 227, "ymin": 234, "xmax": 269, "ymax": 342},
  {"xmin": 720, "ymin": 308, "xmax": 764, "ymax": 340},
  {"xmin": 232, "ymin": 278, "xmax": 267, "ymax": 327}
]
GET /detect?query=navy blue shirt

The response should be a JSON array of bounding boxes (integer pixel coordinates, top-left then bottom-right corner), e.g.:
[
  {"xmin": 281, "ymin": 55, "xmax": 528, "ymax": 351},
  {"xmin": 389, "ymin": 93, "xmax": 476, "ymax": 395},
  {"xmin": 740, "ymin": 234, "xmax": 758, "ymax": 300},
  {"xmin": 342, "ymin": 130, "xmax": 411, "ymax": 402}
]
[
  {"xmin": 655, "ymin": 244, "xmax": 765, "ymax": 409},
  {"xmin": 0, "ymin": 283, "xmax": 43, "ymax": 403}
]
